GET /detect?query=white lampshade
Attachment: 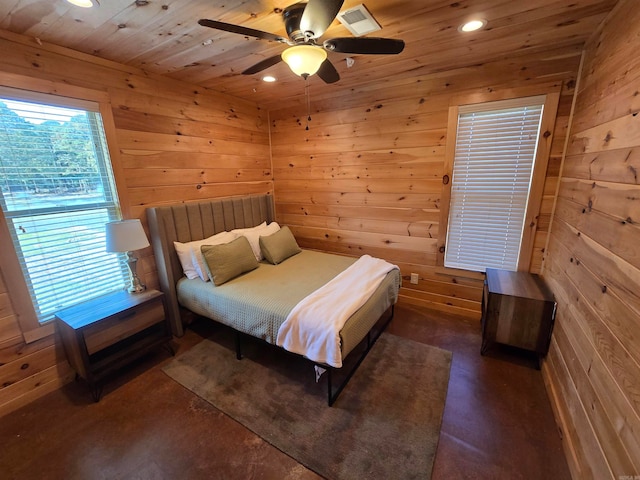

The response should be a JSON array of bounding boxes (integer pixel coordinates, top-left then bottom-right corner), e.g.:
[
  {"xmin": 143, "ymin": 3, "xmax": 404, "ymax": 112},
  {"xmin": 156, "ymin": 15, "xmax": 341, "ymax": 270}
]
[
  {"xmin": 105, "ymin": 219, "xmax": 150, "ymax": 253},
  {"xmin": 281, "ymin": 45, "xmax": 327, "ymax": 77}
]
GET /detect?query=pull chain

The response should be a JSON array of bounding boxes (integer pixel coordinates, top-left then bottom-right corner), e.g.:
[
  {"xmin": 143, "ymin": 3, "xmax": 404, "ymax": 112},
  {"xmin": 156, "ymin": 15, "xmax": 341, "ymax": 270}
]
[{"xmin": 305, "ymin": 75, "xmax": 311, "ymax": 131}]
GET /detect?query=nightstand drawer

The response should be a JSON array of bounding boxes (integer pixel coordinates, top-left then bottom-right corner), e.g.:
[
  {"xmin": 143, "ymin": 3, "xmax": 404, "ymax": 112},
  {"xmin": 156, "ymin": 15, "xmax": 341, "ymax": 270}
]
[{"xmin": 84, "ymin": 299, "xmax": 165, "ymax": 355}]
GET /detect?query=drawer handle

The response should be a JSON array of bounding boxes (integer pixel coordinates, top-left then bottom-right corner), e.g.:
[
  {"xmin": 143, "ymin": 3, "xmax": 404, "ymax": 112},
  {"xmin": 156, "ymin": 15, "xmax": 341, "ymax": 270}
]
[{"xmin": 118, "ymin": 310, "xmax": 136, "ymax": 321}]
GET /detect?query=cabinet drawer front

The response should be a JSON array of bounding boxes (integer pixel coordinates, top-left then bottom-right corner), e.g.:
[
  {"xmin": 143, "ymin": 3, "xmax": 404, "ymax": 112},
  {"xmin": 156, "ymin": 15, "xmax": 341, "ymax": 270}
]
[{"xmin": 84, "ymin": 299, "xmax": 165, "ymax": 355}]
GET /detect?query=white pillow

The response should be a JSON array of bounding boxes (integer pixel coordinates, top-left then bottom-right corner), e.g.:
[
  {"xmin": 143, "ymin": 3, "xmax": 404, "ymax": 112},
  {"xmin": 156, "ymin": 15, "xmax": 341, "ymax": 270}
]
[
  {"xmin": 232, "ymin": 222, "xmax": 279, "ymax": 261},
  {"xmin": 173, "ymin": 231, "xmax": 237, "ymax": 280},
  {"xmin": 191, "ymin": 231, "xmax": 238, "ymax": 281},
  {"xmin": 230, "ymin": 221, "xmax": 266, "ymax": 235},
  {"xmin": 174, "ymin": 241, "xmax": 199, "ymax": 279}
]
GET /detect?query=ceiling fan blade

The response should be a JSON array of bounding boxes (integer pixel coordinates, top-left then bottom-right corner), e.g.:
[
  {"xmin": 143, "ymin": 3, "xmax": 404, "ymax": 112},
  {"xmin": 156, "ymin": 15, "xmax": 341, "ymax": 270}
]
[
  {"xmin": 242, "ymin": 54, "xmax": 283, "ymax": 75},
  {"xmin": 299, "ymin": 0, "xmax": 344, "ymax": 39},
  {"xmin": 323, "ymin": 37, "xmax": 405, "ymax": 55},
  {"xmin": 198, "ymin": 19, "xmax": 289, "ymax": 44},
  {"xmin": 317, "ymin": 59, "xmax": 340, "ymax": 84}
]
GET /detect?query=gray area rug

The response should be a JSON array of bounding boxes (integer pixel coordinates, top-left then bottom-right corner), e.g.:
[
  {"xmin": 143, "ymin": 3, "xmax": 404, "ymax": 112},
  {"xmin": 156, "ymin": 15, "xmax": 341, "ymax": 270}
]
[{"xmin": 162, "ymin": 331, "xmax": 452, "ymax": 480}]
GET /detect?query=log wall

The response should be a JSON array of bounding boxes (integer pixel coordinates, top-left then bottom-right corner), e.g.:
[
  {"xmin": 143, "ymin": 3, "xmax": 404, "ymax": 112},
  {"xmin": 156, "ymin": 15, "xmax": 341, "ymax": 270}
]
[
  {"xmin": 269, "ymin": 48, "xmax": 580, "ymax": 319},
  {"xmin": 0, "ymin": 30, "xmax": 271, "ymax": 416},
  {"xmin": 5, "ymin": 18, "xmax": 636, "ymax": 479},
  {"xmin": 541, "ymin": 0, "xmax": 640, "ymax": 477}
]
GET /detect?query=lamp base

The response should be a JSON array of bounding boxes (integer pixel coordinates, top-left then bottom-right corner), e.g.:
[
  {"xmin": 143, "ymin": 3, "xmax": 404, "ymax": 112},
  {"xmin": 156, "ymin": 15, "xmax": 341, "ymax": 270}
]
[
  {"xmin": 128, "ymin": 276, "xmax": 146, "ymax": 294},
  {"xmin": 126, "ymin": 252, "xmax": 146, "ymax": 294}
]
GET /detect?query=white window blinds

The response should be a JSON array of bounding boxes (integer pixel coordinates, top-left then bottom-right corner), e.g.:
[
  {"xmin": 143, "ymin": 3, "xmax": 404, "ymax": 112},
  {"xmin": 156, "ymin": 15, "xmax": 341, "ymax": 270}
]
[
  {"xmin": 0, "ymin": 94, "xmax": 128, "ymax": 323},
  {"xmin": 444, "ymin": 96, "xmax": 545, "ymax": 272}
]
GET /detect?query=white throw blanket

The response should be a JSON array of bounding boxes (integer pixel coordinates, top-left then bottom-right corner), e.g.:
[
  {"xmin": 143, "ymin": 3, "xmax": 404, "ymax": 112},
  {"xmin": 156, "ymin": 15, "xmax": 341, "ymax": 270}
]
[{"xmin": 276, "ymin": 254, "xmax": 399, "ymax": 368}]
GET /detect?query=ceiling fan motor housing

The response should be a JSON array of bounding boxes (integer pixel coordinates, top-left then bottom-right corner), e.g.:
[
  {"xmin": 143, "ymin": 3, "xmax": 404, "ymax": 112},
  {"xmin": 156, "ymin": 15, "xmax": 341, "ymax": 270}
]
[{"xmin": 283, "ymin": 3, "xmax": 309, "ymax": 43}]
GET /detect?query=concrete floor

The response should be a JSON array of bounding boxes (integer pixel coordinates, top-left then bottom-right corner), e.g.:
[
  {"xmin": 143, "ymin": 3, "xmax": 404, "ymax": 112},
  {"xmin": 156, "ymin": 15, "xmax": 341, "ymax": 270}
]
[{"xmin": 0, "ymin": 303, "xmax": 571, "ymax": 479}]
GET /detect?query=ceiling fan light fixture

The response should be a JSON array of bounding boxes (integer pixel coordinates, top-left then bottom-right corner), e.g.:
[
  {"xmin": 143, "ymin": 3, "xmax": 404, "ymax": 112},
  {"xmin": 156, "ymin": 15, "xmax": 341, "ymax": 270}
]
[
  {"xmin": 281, "ymin": 45, "xmax": 327, "ymax": 78},
  {"xmin": 262, "ymin": 75, "xmax": 277, "ymax": 82},
  {"xmin": 459, "ymin": 19, "xmax": 487, "ymax": 32},
  {"xmin": 66, "ymin": 0, "xmax": 98, "ymax": 7}
]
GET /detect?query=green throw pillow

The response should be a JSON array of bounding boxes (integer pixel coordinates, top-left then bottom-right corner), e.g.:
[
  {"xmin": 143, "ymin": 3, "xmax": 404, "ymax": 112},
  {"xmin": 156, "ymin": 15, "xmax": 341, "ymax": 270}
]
[
  {"xmin": 201, "ymin": 236, "xmax": 258, "ymax": 285},
  {"xmin": 259, "ymin": 226, "xmax": 301, "ymax": 265}
]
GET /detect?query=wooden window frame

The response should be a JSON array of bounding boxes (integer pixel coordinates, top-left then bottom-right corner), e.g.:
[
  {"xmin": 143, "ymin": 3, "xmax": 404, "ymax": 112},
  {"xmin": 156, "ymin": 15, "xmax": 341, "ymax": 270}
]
[
  {"xmin": 0, "ymin": 73, "xmax": 128, "ymax": 343},
  {"xmin": 438, "ymin": 89, "xmax": 560, "ymax": 272}
]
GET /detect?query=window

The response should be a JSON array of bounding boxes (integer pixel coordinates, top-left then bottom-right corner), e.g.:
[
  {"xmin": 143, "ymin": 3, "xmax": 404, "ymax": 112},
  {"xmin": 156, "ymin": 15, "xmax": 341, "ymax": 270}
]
[
  {"xmin": 0, "ymin": 91, "xmax": 128, "ymax": 324},
  {"xmin": 443, "ymin": 96, "xmax": 549, "ymax": 272}
]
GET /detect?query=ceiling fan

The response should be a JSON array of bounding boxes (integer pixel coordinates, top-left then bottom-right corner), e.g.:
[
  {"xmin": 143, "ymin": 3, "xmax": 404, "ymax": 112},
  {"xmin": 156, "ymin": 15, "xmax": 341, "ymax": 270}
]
[{"xmin": 198, "ymin": 0, "xmax": 405, "ymax": 84}]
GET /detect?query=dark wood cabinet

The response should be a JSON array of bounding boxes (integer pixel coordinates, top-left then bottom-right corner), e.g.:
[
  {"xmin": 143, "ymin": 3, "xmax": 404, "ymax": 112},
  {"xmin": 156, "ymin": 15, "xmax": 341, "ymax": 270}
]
[
  {"xmin": 481, "ymin": 268, "xmax": 556, "ymax": 367},
  {"xmin": 55, "ymin": 289, "xmax": 172, "ymax": 400}
]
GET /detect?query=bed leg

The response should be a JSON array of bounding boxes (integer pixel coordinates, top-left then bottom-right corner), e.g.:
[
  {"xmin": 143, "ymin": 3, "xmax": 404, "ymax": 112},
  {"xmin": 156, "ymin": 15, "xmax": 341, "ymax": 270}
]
[
  {"xmin": 326, "ymin": 368, "xmax": 333, "ymax": 406},
  {"xmin": 235, "ymin": 331, "xmax": 242, "ymax": 360}
]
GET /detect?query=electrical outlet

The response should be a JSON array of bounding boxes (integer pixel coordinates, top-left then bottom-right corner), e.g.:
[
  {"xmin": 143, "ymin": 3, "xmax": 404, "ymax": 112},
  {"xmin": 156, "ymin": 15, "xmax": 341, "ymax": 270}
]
[{"xmin": 410, "ymin": 273, "xmax": 419, "ymax": 285}]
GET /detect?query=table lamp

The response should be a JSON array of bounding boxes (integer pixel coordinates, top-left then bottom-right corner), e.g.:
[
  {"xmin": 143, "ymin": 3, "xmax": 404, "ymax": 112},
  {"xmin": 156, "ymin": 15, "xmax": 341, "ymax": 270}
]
[{"xmin": 105, "ymin": 219, "xmax": 150, "ymax": 293}]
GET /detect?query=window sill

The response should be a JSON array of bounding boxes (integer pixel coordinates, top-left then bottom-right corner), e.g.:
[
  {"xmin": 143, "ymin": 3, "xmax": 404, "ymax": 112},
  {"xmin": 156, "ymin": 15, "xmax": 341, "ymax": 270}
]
[{"xmin": 23, "ymin": 321, "xmax": 55, "ymax": 344}]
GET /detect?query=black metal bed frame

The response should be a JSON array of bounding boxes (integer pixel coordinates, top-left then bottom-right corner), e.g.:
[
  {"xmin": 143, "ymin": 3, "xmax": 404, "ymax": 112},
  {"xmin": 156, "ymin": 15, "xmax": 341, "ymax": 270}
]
[{"xmin": 233, "ymin": 305, "xmax": 395, "ymax": 406}]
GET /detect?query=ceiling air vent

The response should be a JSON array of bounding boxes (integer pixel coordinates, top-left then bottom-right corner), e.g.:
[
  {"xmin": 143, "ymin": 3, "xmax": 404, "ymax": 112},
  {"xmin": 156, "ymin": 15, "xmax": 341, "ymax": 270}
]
[{"xmin": 337, "ymin": 4, "xmax": 381, "ymax": 37}]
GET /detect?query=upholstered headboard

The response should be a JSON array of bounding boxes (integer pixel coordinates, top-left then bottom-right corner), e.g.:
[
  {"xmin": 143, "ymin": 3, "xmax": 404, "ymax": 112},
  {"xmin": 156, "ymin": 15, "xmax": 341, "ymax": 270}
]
[{"xmin": 147, "ymin": 194, "xmax": 275, "ymax": 336}]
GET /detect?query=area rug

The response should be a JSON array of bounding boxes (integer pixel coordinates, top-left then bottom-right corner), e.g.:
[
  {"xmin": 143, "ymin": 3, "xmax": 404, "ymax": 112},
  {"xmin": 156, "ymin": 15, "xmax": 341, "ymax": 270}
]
[{"xmin": 162, "ymin": 331, "xmax": 452, "ymax": 480}]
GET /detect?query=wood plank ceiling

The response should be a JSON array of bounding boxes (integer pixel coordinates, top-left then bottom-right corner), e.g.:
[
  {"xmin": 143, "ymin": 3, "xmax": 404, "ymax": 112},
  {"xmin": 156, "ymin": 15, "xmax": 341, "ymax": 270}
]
[{"xmin": 0, "ymin": 0, "xmax": 619, "ymax": 110}]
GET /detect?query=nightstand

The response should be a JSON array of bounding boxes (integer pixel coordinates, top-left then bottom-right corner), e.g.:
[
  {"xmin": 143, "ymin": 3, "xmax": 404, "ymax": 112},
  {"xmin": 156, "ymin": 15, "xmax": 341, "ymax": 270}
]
[
  {"xmin": 55, "ymin": 289, "xmax": 172, "ymax": 401},
  {"xmin": 481, "ymin": 268, "xmax": 556, "ymax": 368}
]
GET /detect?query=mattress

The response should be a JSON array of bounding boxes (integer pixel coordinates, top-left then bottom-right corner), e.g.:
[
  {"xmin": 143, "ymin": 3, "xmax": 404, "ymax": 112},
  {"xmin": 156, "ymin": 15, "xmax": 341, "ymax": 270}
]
[{"xmin": 176, "ymin": 249, "xmax": 400, "ymax": 359}]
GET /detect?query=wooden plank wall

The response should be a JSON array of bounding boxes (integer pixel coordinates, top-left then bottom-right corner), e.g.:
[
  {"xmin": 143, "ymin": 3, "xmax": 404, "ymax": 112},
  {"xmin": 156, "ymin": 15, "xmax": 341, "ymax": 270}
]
[
  {"xmin": 541, "ymin": 0, "xmax": 640, "ymax": 478},
  {"xmin": 0, "ymin": 30, "xmax": 271, "ymax": 416},
  {"xmin": 269, "ymin": 47, "xmax": 580, "ymax": 319}
]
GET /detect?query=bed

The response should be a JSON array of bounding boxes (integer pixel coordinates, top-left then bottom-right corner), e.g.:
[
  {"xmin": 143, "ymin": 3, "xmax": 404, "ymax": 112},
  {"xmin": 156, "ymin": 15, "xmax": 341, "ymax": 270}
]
[{"xmin": 147, "ymin": 194, "xmax": 400, "ymax": 405}]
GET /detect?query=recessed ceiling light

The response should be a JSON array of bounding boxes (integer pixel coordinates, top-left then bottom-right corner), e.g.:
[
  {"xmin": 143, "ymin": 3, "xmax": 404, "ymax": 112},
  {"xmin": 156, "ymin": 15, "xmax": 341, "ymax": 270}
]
[
  {"xmin": 262, "ymin": 75, "xmax": 277, "ymax": 83},
  {"xmin": 459, "ymin": 19, "xmax": 487, "ymax": 32},
  {"xmin": 66, "ymin": 0, "xmax": 98, "ymax": 7}
]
